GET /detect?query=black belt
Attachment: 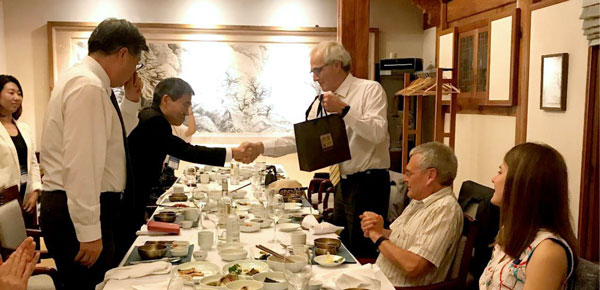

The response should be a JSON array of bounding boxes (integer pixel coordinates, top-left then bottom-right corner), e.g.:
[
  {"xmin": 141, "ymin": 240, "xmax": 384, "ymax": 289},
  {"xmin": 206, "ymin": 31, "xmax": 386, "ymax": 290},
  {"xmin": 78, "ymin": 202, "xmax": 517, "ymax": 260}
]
[{"xmin": 344, "ymin": 168, "xmax": 388, "ymax": 180}]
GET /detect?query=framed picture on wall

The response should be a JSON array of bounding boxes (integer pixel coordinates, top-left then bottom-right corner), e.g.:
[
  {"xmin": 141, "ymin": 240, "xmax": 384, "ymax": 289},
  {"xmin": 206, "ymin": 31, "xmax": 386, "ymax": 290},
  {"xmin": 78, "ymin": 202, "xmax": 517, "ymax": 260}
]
[
  {"xmin": 540, "ymin": 53, "xmax": 568, "ymax": 111},
  {"xmin": 48, "ymin": 22, "xmax": 337, "ymax": 144}
]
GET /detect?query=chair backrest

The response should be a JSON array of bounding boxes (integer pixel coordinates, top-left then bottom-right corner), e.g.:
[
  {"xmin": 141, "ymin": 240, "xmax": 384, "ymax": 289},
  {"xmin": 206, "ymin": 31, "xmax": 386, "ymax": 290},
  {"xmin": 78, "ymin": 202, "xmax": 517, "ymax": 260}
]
[
  {"xmin": 0, "ymin": 185, "xmax": 21, "ymax": 207},
  {"xmin": 572, "ymin": 258, "xmax": 600, "ymax": 290},
  {"xmin": 0, "ymin": 199, "xmax": 28, "ymax": 251},
  {"xmin": 307, "ymin": 178, "xmax": 327, "ymax": 207},
  {"xmin": 448, "ymin": 214, "xmax": 478, "ymax": 285},
  {"xmin": 457, "ymin": 180, "xmax": 499, "ymax": 279}
]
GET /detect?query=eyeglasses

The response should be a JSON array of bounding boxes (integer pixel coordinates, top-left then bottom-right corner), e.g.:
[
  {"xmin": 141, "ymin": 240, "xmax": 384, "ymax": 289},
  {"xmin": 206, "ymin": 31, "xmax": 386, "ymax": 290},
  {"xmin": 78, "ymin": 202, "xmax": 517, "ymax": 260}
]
[
  {"xmin": 310, "ymin": 63, "xmax": 330, "ymax": 76},
  {"xmin": 136, "ymin": 63, "xmax": 144, "ymax": 71}
]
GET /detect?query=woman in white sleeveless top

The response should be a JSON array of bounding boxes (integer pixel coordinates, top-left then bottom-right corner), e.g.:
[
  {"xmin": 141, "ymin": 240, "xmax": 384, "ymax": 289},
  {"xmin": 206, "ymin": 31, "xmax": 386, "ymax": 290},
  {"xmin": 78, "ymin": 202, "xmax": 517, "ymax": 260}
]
[{"xmin": 480, "ymin": 143, "xmax": 577, "ymax": 290}]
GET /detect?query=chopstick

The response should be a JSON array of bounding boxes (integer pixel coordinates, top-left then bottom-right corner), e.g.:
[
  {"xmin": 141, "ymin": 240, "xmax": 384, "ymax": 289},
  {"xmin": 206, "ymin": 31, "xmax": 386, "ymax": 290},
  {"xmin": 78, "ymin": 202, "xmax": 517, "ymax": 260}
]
[
  {"xmin": 256, "ymin": 244, "xmax": 290, "ymax": 262},
  {"xmin": 230, "ymin": 183, "xmax": 251, "ymax": 193}
]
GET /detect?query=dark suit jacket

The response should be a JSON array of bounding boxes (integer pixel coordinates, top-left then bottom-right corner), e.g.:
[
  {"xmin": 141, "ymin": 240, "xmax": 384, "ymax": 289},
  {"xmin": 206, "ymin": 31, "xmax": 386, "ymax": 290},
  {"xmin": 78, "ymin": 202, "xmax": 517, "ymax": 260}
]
[{"xmin": 125, "ymin": 107, "xmax": 226, "ymax": 228}]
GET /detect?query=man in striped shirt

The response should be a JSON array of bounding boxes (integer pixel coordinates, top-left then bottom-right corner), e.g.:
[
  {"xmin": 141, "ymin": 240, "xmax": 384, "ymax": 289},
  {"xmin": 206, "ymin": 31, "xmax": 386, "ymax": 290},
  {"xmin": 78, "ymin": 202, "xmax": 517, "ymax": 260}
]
[{"xmin": 360, "ymin": 142, "xmax": 463, "ymax": 286}]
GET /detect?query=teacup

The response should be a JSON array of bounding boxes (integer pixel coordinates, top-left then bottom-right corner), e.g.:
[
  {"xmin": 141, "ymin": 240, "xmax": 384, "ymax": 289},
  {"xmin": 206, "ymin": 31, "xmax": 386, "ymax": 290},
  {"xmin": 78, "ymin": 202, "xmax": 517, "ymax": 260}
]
[{"xmin": 197, "ymin": 231, "xmax": 214, "ymax": 251}]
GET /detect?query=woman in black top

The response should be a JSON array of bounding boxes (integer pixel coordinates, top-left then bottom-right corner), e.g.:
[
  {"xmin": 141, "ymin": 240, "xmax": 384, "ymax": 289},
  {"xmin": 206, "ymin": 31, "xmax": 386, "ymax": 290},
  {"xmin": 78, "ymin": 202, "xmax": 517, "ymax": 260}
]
[{"xmin": 0, "ymin": 75, "xmax": 42, "ymax": 223}]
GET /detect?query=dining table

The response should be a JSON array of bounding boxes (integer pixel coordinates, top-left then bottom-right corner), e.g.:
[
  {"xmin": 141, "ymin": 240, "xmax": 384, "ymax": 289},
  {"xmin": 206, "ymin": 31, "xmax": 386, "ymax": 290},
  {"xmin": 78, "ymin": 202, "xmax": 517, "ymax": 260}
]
[{"xmin": 101, "ymin": 163, "xmax": 395, "ymax": 290}]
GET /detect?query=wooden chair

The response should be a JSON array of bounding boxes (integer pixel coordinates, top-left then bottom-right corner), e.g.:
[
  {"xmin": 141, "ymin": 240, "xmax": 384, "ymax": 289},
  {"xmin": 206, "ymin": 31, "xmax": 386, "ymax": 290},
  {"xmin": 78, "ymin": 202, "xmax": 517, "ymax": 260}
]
[
  {"xmin": 0, "ymin": 185, "xmax": 20, "ymax": 208},
  {"xmin": 0, "ymin": 199, "xmax": 62, "ymax": 290},
  {"xmin": 358, "ymin": 214, "xmax": 478, "ymax": 290}
]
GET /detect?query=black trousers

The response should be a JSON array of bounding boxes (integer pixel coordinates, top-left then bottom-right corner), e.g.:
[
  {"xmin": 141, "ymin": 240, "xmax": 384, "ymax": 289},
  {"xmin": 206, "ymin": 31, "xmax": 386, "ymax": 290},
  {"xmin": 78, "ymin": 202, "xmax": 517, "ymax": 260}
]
[
  {"xmin": 40, "ymin": 190, "xmax": 121, "ymax": 290},
  {"xmin": 333, "ymin": 169, "xmax": 390, "ymax": 259}
]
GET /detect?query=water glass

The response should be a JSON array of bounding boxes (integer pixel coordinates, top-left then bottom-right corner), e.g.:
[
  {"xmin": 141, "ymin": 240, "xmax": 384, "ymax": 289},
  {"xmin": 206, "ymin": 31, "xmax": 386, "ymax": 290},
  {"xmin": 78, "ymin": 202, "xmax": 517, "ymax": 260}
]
[{"xmin": 284, "ymin": 245, "xmax": 312, "ymax": 290}]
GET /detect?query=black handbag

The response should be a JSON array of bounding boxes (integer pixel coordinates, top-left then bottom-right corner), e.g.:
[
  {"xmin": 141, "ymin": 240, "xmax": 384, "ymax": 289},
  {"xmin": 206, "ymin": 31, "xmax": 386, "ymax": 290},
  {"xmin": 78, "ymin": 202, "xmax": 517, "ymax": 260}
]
[{"xmin": 293, "ymin": 95, "xmax": 351, "ymax": 171}]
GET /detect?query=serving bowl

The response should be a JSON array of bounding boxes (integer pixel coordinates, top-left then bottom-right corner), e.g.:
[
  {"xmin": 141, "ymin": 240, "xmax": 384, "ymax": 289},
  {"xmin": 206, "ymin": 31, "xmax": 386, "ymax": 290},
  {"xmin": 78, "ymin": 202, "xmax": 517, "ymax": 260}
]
[
  {"xmin": 314, "ymin": 238, "xmax": 341, "ymax": 251},
  {"xmin": 217, "ymin": 242, "xmax": 245, "ymax": 252},
  {"xmin": 137, "ymin": 244, "xmax": 167, "ymax": 260},
  {"xmin": 169, "ymin": 193, "xmax": 188, "ymax": 202},
  {"xmin": 226, "ymin": 280, "xmax": 264, "ymax": 290},
  {"xmin": 219, "ymin": 248, "xmax": 248, "ymax": 261},
  {"xmin": 253, "ymin": 272, "xmax": 288, "ymax": 290},
  {"xmin": 154, "ymin": 212, "xmax": 177, "ymax": 223}
]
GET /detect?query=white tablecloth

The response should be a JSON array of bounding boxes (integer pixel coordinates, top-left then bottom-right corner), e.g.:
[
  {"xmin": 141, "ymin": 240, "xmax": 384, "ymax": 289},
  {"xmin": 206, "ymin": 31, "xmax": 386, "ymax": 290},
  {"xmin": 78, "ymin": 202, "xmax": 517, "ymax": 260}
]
[{"xmin": 102, "ymin": 169, "xmax": 394, "ymax": 290}]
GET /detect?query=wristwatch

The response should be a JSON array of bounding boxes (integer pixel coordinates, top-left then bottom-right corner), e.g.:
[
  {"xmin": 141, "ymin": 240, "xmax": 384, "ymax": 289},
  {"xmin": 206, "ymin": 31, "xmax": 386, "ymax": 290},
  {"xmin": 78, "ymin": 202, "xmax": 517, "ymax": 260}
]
[
  {"xmin": 374, "ymin": 235, "xmax": 388, "ymax": 249},
  {"xmin": 341, "ymin": 105, "xmax": 351, "ymax": 118}
]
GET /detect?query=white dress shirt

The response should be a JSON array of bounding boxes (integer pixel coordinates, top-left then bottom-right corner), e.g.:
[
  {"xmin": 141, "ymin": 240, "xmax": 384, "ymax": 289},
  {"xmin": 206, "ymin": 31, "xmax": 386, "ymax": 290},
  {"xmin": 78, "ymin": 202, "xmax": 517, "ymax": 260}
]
[
  {"xmin": 376, "ymin": 186, "xmax": 463, "ymax": 286},
  {"xmin": 41, "ymin": 56, "xmax": 140, "ymax": 242},
  {"xmin": 0, "ymin": 120, "xmax": 42, "ymax": 198},
  {"xmin": 263, "ymin": 74, "xmax": 390, "ymax": 175}
]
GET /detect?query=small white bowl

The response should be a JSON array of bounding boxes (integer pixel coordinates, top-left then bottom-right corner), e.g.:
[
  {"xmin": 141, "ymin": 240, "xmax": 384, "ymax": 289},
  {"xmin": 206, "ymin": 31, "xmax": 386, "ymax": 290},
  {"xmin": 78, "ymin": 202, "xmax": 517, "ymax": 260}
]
[
  {"xmin": 266, "ymin": 255, "xmax": 306, "ymax": 272},
  {"xmin": 277, "ymin": 218, "xmax": 291, "ymax": 224},
  {"xmin": 170, "ymin": 246, "xmax": 189, "ymax": 257},
  {"xmin": 226, "ymin": 280, "xmax": 264, "ymax": 290},
  {"xmin": 231, "ymin": 190, "xmax": 247, "ymax": 199},
  {"xmin": 240, "ymin": 221, "xmax": 260, "ymax": 233},
  {"xmin": 219, "ymin": 248, "xmax": 248, "ymax": 261},
  {"xmin": 209, "ymin": 190, "xmax": 222, "ymax": 200},
  {"xmin": 180, "ymin": 220, "xmax": 193, "ymax": 229},
  {"xmin": 193, "ymin": 250, "xmax": 208, "ymax": 261},
  {"xmin": 253, "ymin": 272, "xmax": 288, "ymax": 290},
  {"xmin": 217, "ymin": 242, "xmax": 245, "ymax": 252},
  {"xmin": 250, "ymin": 218, "xmax": 272, "ymax": 228},
  {"xmin": 172, "ymin": 241, "xmax": 190, "ymax": 248}
]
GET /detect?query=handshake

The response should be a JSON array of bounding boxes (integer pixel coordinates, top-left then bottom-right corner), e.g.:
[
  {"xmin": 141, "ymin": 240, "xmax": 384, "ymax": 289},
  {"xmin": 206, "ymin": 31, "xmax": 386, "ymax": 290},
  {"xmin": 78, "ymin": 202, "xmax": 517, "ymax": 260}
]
[{"xmin": 231, "ymin": 142, "xmax": 265, "ymax": 164}]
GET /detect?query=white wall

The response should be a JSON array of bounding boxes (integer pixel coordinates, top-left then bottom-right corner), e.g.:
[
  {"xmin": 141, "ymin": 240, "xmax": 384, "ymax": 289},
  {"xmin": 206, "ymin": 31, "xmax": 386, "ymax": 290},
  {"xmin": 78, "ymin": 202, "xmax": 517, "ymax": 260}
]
[
  {"xmin": 2, "ymin": 0, "xmax": 336, "ymax": 186},
  {"xmin": 454, "ymin": 114, "xmax": 516, "ymax": 193},
  {"xmin": 0, "ymin": 0, "xmax": 5, "ymax": 73},
  {"xmin": 422, "ymin": 27, "xmax": 437, "ymax": 69},
  {"xmin": 528, "ymin": 0, "xmax": 588, "ymax": 229},
  {"xmin": 370, "ymin": 0, "xmax": 424, "ymax": 60}
]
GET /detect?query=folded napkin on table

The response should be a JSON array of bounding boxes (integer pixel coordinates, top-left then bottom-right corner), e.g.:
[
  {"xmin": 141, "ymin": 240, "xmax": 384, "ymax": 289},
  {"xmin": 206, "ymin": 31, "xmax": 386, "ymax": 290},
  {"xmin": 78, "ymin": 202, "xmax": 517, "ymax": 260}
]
[
  {"xmin": 131, "ymin": 280, "xmax": 170, "ymax": 290},
  {"xmin": 315, "ymin": 263, "xmax": 383, "ymax": 290},
  {"xmin": 96, "ymin": 261, "xmax": 171, "ymax": 290},
  {"xmin": 301, "ymin": 215, "xmax": 344, "ymax": 235},
  {"xmin": 104, "ymin": 261, "xmax": 171, "ymax": 280}
]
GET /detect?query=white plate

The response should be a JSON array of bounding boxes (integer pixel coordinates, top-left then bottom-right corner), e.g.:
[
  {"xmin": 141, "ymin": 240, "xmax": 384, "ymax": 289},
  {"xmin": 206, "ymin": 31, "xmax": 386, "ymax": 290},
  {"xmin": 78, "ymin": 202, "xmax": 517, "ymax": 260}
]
[
  {"xmin": 172, "ymin": 261, "xmax": 221, "ymax": 285},
  {"xmin": 222, "ymin": 260, "xmax": 269, "ymax": 276},
  {"xmin": 240, "ymin": 222, "xmax": 260, "ymax": 233},
  {"xmin": 313, "ymin": 255, "xmax": 345, "ymax": 267},
  {"xmin": 278, "ymin": 223, "xmax": 300, "ymax": 232}
]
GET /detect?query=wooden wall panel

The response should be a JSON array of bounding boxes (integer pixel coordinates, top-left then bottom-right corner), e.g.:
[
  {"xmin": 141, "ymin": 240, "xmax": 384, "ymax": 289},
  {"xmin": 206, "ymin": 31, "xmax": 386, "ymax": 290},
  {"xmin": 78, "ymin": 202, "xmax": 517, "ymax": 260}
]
[
  {"xmin": 337, "ymin": 0, "xmax": 370, "ymax": 79},
  {"xmin": 447, "ymin": 0, "xmax": 515, "ymax": 22}
]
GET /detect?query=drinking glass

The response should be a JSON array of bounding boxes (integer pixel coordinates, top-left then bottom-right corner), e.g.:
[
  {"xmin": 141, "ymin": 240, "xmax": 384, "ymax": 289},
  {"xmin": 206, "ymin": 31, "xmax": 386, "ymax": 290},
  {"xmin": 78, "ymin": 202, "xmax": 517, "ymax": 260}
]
[
  {"xmin": 193, "ymin": 188, "xmax": 208, "ymax": 229},
  {"xmin": 284, "ymin": 245, "xmax": 312, "ymax": 290},
  {"xmin": 266, "ymin": 198, "xmax": 283, "ymax": 243}
]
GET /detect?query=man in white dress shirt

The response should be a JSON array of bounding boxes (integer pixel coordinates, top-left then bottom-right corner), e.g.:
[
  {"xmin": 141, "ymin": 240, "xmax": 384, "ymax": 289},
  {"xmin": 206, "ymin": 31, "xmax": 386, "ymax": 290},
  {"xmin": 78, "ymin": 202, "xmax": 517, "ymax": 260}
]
[
  {"xmin": 241, "ymin": 41, "xmax": 391, "ymax": 258},
  {"xmin": 39, "ymin": 18, "xmax": 148, "ymax": 290},
  {"xmin": 360, "ymin": 142, "xmax": 463, "ymax": 286}
]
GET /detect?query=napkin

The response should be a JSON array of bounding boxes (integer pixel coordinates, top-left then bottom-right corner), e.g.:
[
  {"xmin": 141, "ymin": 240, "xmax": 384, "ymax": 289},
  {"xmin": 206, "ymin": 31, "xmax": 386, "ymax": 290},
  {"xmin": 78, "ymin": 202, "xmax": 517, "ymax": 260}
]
[
  {"xmin": 131, "ymin": 280, "xmax": 170, "ymax": 290},
  {"xmin": 313, "ymin": 222, "xmax": 344, "ymax": 235},
  {"xmin": 104, "ymin": 261, "xmax": 172, "ymax": 280},
  {"xmin": 317, "ymin": 263, "xmax": 382, "ymax": 290},
  {"xmin": 301, "ymin": 214, "xmax": 319, "ymax": 228},
  {"xmin": 302, "ymin": 215, "xmax": 343, "ymax": 235}
]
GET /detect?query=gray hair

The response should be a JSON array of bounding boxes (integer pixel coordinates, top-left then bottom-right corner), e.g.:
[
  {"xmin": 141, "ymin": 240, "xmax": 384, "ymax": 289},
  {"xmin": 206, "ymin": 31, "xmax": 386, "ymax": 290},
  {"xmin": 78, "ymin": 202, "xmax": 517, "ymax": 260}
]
[
  {"xmin": 311, "ymin": 41, "xmax": 352, "ymax": 72},
  {"xmin": 152, "ymin": 78, "xmax": 195, "ymax": 108},
  {"xmin": 409, "ymin": 142, "xmax": 458, "ymax": 186}
]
